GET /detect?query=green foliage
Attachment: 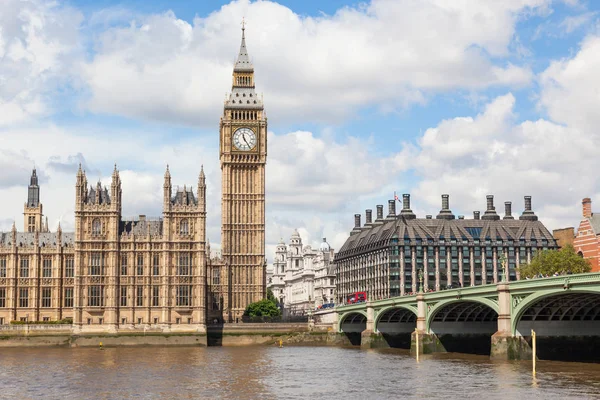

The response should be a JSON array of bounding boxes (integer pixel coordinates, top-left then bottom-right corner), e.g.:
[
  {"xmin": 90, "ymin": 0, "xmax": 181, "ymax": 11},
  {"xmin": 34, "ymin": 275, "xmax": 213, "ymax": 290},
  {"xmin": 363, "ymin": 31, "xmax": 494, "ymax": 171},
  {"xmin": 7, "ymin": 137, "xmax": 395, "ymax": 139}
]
[
  {"xmin": 518, "ymin": 244, "xmax": 591, "ymax": 279},
  {"xmin": 266, "ymin": 289, "xmax": 277, "ymax": 304},
  {"xmin": 243, "ymin": 298, "xmax": 281, "ymax": 318}
]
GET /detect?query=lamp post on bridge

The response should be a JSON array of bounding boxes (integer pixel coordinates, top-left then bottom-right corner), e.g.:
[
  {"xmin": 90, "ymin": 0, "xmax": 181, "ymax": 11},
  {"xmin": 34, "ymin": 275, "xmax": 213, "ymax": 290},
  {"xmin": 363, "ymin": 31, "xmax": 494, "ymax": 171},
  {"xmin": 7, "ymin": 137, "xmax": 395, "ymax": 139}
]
[{"xmin": 499, "ymin": 254, "xmax": 508, "ymax": 283}]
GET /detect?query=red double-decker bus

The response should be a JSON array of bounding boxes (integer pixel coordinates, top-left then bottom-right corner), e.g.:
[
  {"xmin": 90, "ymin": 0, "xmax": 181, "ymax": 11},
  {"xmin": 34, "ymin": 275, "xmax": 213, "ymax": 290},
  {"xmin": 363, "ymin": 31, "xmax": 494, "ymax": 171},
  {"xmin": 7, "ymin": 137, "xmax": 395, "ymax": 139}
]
[{"xmin": 346, "ymin": 291, "xmax": 367, "ymax": 304}]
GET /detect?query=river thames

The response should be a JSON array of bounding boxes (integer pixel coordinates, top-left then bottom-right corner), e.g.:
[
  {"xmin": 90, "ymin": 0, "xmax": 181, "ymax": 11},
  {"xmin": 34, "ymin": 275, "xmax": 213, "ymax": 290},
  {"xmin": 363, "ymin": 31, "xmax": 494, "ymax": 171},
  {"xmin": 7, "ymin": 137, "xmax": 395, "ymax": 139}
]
[{"xmin": 0, "ymin": 346, "xmax": 599, "ymax": 399}]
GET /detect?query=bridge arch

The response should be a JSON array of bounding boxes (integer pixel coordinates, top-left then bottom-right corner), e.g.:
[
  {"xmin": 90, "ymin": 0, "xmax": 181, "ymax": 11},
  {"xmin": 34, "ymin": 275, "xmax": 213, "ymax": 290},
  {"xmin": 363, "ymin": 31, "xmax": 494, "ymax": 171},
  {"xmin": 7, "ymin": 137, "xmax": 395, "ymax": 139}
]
[
  {"xmin": 338, "ymin": 311, "xmax": 368, "ymax": 333},
  {"xmin": 374, "ymin": 305, "xmax": 417, "ymax": 333},
  {"xmin": 511, "ymin": 288, "xmax": 600, "ymax": 336},
  {"xmin": 426, "ymin": 298, "xmax": 499, "ymax": 333}
]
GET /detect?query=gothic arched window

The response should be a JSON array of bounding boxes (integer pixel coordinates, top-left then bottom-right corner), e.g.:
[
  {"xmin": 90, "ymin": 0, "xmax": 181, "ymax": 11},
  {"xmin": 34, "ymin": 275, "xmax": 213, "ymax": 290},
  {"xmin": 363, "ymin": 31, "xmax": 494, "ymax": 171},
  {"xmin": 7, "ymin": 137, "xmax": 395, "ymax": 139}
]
[
  {"xmin": 180, "ymin": 219, "xmax": 189, "ymax": 235},
  {"xmin": 92, "ymin": 219, "xmax": 102, "ymax": 235}
]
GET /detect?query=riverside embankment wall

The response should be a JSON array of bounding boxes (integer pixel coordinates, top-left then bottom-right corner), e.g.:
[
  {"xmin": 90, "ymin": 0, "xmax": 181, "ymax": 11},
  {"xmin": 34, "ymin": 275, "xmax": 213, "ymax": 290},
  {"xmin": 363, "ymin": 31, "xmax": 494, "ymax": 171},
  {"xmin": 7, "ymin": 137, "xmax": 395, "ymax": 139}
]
[{"xmin": 0, "ymin": 323, "xmax": 349, "ymax": 348}]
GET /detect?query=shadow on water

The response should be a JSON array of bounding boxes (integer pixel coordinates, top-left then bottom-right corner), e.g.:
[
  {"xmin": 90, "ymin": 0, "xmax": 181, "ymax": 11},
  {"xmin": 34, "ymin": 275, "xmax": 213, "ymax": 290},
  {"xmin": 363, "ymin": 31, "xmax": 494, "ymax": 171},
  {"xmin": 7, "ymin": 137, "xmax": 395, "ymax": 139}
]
[
  {"xmin": 344, "ymin": 332, "xmax": 362, "ymax": 346},
  {"xmin": 437, "ymin": 334, "xmax": 492, "ymax": 356},
  {"xmin": 207, "ymin": 313, "xmax": 225, "ymax": 347},
  {"xmin": 381, "ymin": 333, "xmax": 412, "ymax": 349},
  {"xmin": 533, "ymin": 336, "xmax": 600, "ymax": 363}
]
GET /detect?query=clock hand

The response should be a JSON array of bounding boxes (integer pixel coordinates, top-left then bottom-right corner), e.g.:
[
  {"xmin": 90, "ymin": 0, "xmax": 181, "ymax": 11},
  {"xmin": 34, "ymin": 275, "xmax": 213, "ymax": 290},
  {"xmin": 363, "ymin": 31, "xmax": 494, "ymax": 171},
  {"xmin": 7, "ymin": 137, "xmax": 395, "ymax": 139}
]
[{"xmin": 242, "ymin": 135, "xmax": 251, "ymax": 148}]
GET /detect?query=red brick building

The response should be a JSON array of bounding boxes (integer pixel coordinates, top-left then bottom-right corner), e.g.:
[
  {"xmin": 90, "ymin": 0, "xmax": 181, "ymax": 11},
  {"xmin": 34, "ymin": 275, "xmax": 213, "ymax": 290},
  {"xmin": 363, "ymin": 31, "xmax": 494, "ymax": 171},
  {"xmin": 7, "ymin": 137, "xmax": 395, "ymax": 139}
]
[{"xmin": 574, "ymin": 198, "xmax": 600, "ymax": 272}]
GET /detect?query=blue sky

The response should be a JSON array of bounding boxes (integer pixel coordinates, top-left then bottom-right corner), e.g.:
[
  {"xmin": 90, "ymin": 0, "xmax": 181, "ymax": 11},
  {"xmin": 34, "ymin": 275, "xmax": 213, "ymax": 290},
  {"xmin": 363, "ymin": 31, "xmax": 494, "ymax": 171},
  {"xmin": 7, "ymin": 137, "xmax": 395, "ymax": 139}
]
[{"xmin": 2, "ymin": 0, "xmax": 600, "ymax": 261}]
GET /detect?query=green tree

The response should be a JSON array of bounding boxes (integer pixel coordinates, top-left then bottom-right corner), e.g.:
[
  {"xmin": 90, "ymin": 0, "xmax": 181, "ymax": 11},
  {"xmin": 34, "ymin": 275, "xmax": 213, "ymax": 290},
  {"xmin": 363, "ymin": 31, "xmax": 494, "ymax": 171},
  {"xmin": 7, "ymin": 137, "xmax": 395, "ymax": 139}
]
[
  {"xmin": 518, "ymin": 244, "xmax": 591, "ymax": 279},
  {"xmin": 266, "ymin": 289, "xmax": 277, "ymax": 304},
  {"xmin": 243, "ymin": 298, "xmax": 282, "ymax": 318}
]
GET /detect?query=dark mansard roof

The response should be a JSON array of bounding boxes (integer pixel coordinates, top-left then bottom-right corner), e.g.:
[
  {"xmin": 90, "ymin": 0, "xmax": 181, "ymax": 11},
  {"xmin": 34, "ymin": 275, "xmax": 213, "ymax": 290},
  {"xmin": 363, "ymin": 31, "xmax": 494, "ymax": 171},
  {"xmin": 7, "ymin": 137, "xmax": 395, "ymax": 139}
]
[
  {"xmin": 120, "ymin": 219, "xmax": 163, "ymax": 236},
  {"xmin": 87, "ymin": 185, "xmax": 111, "ymax": 205},
  {"xmin": 171, "ymin": 188, "xmax": 197, "ymax": 206},
  {"xmin": 0, "ymin": 232, "xmax": 75, "ymax": 247},
  {"xmin": 335, "ymin": 216, "xmax": 557, "ymax": 261}
]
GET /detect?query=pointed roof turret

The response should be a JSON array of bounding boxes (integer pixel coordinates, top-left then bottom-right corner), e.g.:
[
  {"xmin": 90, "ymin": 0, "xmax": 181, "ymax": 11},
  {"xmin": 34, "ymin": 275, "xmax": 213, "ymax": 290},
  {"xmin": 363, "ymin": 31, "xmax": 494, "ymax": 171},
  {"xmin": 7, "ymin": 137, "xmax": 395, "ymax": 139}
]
[
  {"xmin": 27, "ymin": 168, "xmax": 40, "ymax": 207},
  {"xmin": 198, "ymin": 165, "xmax": 206, "ymax": 187},
  {"xmin": 30, "ymin": 168, "xmax": 38, "ymax": 186},
  {"xmin": 234, "ymin": 19, "xmax": 253, "ymax": 72}
]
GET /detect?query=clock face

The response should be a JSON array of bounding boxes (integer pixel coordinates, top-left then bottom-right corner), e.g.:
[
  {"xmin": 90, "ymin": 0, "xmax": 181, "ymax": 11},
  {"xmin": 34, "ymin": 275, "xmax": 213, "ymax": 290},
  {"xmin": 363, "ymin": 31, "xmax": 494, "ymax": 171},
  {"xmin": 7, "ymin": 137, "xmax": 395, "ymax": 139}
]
[{"xmin": 233, "ymin": 127, "xmax": 256, "ymax": 151}]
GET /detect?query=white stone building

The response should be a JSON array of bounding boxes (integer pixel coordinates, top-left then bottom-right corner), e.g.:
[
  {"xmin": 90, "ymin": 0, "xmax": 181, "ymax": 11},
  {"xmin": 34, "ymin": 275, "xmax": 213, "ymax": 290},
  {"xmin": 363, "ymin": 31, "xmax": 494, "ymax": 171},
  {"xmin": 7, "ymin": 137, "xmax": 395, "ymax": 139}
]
[{"xmin": 267, "ymin": 230, "xmax": 336, "ymax": 316}]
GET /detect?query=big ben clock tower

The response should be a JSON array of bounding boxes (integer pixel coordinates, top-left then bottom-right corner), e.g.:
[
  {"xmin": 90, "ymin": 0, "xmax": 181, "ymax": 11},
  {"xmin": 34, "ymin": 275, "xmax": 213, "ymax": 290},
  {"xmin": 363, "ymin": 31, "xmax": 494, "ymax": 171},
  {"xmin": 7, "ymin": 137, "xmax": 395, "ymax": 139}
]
[{"xmin": 219, "ymin": 23, "xmax": 267, "ymax": 322}]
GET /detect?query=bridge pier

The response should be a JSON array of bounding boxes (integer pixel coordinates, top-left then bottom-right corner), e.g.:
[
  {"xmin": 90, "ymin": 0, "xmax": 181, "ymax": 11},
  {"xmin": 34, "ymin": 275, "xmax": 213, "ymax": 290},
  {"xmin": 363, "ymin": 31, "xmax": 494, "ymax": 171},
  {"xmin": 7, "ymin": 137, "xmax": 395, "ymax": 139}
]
[
  {"xmin": 489, "ymin": 281, "xmax": 532, "ymax": 360},
  {"xmin": 360, "ymin": 302, "xmax": 375, "ymax": 349},
  {"xmin": 490, "ymin": 332, "xmax": 532, "ymax": 360},
  {"xmin": 410, "ymin": 293, "xmax": 447, "ymax": 355},
  {"xmin": 410, "ymin": 330, "xmax": 446, "ymax": 355}
]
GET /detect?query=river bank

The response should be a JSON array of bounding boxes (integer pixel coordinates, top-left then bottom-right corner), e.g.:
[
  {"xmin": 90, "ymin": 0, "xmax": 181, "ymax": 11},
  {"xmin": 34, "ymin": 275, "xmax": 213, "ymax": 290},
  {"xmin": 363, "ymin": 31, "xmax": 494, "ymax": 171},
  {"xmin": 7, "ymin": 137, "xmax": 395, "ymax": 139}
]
[{"xmin": 0, "ymin": 323, "xmax": 353, "ymax": 348}]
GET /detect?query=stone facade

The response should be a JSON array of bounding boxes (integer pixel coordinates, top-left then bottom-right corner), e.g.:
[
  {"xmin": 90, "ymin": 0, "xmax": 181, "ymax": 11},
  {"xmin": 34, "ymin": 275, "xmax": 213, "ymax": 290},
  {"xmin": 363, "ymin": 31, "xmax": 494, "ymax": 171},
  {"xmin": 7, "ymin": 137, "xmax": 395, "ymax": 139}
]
[
  {"xmin": 574, "ymin": 198, "xmax": 600, "ymax": 272},
  {"xmin": 267, "ymin": 230, "xmax": 336, "ymax": 315},
  {"xmin": 215, "ymin": 25, "xmax": 267, "ymax": 322},
  {"xmin": 335, "ymin": 194, "xmax": 558, "ymax": 304},
  {"xmin": 0, "ymin": 167, "xmax": 207, "ymax": 332},
  {"xmin": 0, "ymin": 27, "xmax": 270, "ymax": 329}
]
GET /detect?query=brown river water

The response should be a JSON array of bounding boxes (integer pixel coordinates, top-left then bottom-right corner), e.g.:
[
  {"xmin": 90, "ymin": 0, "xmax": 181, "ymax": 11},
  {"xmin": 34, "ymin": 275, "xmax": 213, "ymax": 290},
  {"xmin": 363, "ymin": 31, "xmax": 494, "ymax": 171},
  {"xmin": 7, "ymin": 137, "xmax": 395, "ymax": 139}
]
[{"xmin": 0, "ymin": 346, "xmax": 599, "ymax": 399}]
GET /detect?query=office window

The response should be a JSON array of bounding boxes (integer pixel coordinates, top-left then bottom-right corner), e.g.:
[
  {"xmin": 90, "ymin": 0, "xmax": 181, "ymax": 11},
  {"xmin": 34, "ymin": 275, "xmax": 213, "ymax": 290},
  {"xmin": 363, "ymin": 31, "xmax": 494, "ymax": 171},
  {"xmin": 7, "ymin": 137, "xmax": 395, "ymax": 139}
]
[
  {"xmin": 64, "ymin": 287, "xmax": 73, "ymax": 307},
  {"xmin": 41, "ymin": 287, "xmax": 51, "ymax": 308},
  {"xmin": 152, "ymin": 255, "xmax": 160, "ymax": 276},
  {"xmin": 212, "ymin": 267, "xmax": 220, "ymax": 285},
  {"xmin": 43, "ymin": 258, "xmax": 52, "ymax": 278},
  {"xmin": 136, "ymin": 286, "xmax": 143, "ymax": 307},
  {"xmin": 0, "ymin": 257, "xmax": 6, "ymax": 278},
  {"xmin": 152, "ymin": 286, "xmax": 159, "ymax": 307},
  {"xmin": 90, "ymin": 253, "xmax": 102, "ymax": 275},
  {"xmin": 137, "ymin": 255, "xmax": 144, "ymax": 275},
  {"xmin": 176, "ymin": 285, "xmax": 191, "ymax": 307},
  {"xmin": 19, "ymin": 288, "xmax": 29, "ymax": 308},
  {"xmin": 121, "ymin": 255, "xmax": 128, "ymax": 276},
  {"xmin": 20, "ymin": 257, "xmax": 29, "ymax": 278},
  {"xmin": 88, "ymin": 285, "xmax": 104, "ymax": 307},
  {"xmin": 178, "ymin": 253, "xmax": 190, "ymax": 276},
  {"xmin": 65, "ymin": 258, "xmax": 74, "ymax": 277},
  {"xmin": 0, "ymin": 288, "xmax": 5, "ymax": 308},
  {"xmin": 120, "ymin": 286, "xmax": 127, "ymax": 307}
]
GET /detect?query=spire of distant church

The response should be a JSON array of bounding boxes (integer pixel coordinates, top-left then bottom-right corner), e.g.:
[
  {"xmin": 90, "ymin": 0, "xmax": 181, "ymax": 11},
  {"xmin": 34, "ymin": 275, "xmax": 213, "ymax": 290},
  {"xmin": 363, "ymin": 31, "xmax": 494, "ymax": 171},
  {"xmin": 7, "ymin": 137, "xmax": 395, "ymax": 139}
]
[{"xmin": 234, "ymin": 18, "xmax": 253, "ymax": 72}]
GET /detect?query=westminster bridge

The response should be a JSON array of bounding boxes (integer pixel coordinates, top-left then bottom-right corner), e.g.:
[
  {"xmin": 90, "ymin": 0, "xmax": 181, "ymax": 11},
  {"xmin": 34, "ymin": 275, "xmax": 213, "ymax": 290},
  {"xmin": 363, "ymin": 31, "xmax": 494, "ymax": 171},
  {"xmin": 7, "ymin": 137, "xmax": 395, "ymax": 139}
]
[{"xmin": 333, "ymin": 272, "xmax": 600, "ymax": 361}]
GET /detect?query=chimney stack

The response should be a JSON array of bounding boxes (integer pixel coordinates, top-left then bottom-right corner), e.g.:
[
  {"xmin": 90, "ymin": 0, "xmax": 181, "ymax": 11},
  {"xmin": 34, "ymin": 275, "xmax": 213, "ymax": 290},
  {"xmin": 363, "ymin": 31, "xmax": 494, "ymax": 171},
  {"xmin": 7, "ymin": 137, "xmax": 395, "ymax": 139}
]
[
  {"xmin": 583, "ymin": 198, "xmax": 592, "ymax": 218},
  {"xmin": 503, "ymin": 201, "xmax": 514, "ymax": 220},
  {"xmin": 350, "ymin": 214, "xmax": 362, "ymax": 235},
  {"xmin": 376, "ymin": 205, "xmax": 384, "ymax": 220},
  {"xmin": 400, "ymin": 194, "xmax": 416, "ymax": 219},
  {"xmin": 365, "ymin": 209, "xmax": 372, "ymax": 225},
  {"xmin": 436, "ymin": 194, "xmax": 455, "ymax": 220},
  {"xmin": 458, "ymin": 215, "xmax": 464, "ymax": 219},
  {"xmin": 386, "ymin": 200, "xmax": 396, "ymax": 220},
  {"xmin": 426, "ymin": 215, "xmax": 432, "ymax": 219},
  {"xmin": 519, "ymin": 196, "xmax": 538, "ymax": 221},
  {"xmin": 482, "ymin": 195, "xmax": 500, "ymax": 220},
  {"xmin": 373, "ymin": 205, "xmax": 384, "ymax": 226},
  {"xmin": 474, "ymin": 211, "xmax": 480, "ymax": 220}
]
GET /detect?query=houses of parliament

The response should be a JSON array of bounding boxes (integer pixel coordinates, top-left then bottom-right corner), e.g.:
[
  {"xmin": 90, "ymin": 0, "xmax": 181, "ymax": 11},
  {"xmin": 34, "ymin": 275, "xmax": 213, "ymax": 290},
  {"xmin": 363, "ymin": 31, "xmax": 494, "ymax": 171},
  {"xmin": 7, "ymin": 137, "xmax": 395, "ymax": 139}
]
[{"xmin": 0, "ymin": 26, "xmax": 267, "ymax": 332}]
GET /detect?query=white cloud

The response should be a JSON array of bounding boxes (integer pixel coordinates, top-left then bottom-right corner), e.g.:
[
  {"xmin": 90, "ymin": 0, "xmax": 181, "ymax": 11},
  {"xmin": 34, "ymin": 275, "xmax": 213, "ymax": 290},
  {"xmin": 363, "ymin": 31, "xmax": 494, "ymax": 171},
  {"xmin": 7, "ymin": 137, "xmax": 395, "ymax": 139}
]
[
  {"xmin": 0, "ymin": 0, "xmax": 82, "ymax": 125},
  {"xmin": 559, "ymin": 11, "xmax": 597, "ymax": 33},
  {"xmin": 400, "ymin": 93, "xmax": 598, "ymax": 230},
  {"xmin": 79, "ymin": 0, "xmax": 545, "ymax": 125},
  {"xmin": 539, "ymin": 34, "xmax": 600, "ymax": 133}
]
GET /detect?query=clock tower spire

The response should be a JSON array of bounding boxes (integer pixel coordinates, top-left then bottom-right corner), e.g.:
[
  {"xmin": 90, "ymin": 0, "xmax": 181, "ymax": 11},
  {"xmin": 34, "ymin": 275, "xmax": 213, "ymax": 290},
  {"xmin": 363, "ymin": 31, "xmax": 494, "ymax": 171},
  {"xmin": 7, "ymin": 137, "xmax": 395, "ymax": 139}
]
[{"xmin": 219, "ymin": 23, "xmax": 267, "ymax": 322}]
